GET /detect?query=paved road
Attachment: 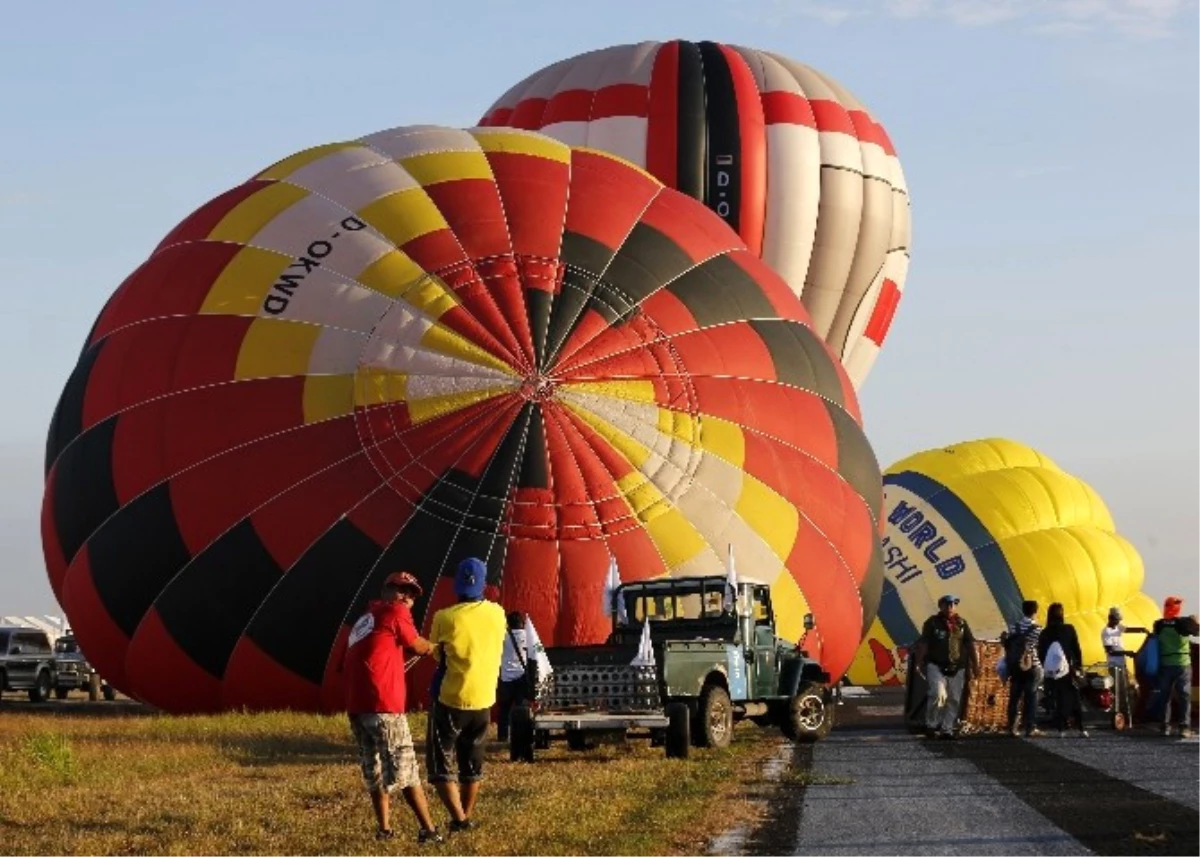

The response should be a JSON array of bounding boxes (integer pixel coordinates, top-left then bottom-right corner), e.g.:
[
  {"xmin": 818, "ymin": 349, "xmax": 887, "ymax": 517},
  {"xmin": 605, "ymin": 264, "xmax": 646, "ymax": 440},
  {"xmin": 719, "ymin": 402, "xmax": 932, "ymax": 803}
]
[{"xmin": 740, "ymin": 689, "xmax": 1199, "ymax": 857}]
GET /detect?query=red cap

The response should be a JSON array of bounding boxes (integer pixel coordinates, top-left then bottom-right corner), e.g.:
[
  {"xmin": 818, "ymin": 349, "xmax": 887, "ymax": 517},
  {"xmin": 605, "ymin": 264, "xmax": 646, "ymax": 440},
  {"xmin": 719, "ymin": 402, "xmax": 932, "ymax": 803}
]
[
  {"xmin": 1164, "ymin": 596, "xmax": 1183, "ymax": 619},
  {"xmin": 384, "ymin": 571, "xmax": 423, "ymax": 596}
]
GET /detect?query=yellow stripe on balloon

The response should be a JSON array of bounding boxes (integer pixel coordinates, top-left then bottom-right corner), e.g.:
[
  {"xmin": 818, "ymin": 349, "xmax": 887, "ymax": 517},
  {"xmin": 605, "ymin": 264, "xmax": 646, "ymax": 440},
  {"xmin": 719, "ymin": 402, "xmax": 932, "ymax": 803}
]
[
  {"xmin": 354, "ymin": 370, "xmax": 407, "ymax": 408},
  {"xmin": 562, "ymin": 379, "xmax": 657, "ymax": 403},
  {"xmin": 200, "ymin": 246, "xmax": 291, "ymax": 316},
  {"xmin": 656, "ymin": 408, "xmax": 698, "ymax": 446},
  {"xmin": 735, "ymin": 477, "xmax": 800, "ymax": 565},
  {"xmin": 564, "ymin": 404, "xmax": 651, "ymax": 470},
  {"xmin": 419, "ymin": 324, "xmax": 517, "ymax": 376},
  {"xmin": 234, "ymin": 319, "xmax": 321, "ymax": 380},
  {"xmin": 407, "ymin": 388, "xmax": 507, "ymax": 425},
  {"xmin": 695, "ymin": 415, "xmax": 746, "ymax": 469},
  {"xmin": 255, "ymin": 142, "xmax": 360, "ymax": 181},
  {"xmin": 615, "ymin": 472, "xmax": 707, "ymax": 570},
  {"xmin": 208, "ymin": 183, "xmax": 310, "ymax": 244},
  {"xmin": 401, "ymin": 151, "xmax": 494, "ymax": 186},
  {"xmin": 770, "ymin": 572, "xmax": 811, "ymax": 646},
  {"xmin": 355, "ymin": 250, "xmax": 431, "ymax": 301},
  {"xmin": 471, "ymin": 129, "xmax": 572, "ymax": 164},
  {"xmin": 358, "ymin": 188, "xmax": 449, "ymax": 248},
  {"xmin": 302, "ymin": 374, "xmax": 355, "ymax": 424}
]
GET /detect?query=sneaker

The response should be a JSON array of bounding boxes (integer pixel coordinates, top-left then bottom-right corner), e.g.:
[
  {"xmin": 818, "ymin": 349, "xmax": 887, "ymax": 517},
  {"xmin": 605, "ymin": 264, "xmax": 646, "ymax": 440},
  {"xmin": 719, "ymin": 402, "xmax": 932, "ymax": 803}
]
[
  {"xmin": 1026, "ymin": 728, "xmax": 1044, "ymax": 738},
  {"xmin": 418, "ymin": 828, "xmax": 444, "ymax": 844},
  {"xmin": 1179, "ymin": 728, "xmax": 1195, "ymax": 739},
  {"xmin": 1079, "ymin": 730, "xmax": 1089, "ymax": 739},
  {"xmin": 1057, "ymin": 730, "xmax": 1066, "ymax": 738},
  {"xmin": 448, "ymin": 818, "xmax": 475, "ymax": 833},
  {"xmin": 1009, "ymin": 725, "xmax": 1021, "ymax": 737},
  {"xmin": 1161, "ymin": 725, "xmax": 1174, "ymax": 737},
  {"xmin": 376, "ymin": 829, "xmax": 396, "ymax": 841}
]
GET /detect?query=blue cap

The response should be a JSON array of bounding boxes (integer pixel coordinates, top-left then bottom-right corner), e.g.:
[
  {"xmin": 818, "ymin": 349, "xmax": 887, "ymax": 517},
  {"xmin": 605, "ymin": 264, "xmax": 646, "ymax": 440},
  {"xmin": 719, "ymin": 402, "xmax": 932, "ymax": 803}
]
[
  {"xmin": 938, "ymin": 593, "xmax": 960, "ymax": 605},
  {"xmin": 455, "ymin": 557, "xmax": 487, "ymax": 599}
]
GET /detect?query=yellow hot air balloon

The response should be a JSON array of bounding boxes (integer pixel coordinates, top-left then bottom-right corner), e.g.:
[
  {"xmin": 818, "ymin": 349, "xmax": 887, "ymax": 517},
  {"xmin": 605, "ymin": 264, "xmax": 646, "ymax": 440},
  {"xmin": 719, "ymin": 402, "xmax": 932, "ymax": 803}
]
[{"xmin": 849, "ymin": 438, "xmax": 1159, "ymax": 686}]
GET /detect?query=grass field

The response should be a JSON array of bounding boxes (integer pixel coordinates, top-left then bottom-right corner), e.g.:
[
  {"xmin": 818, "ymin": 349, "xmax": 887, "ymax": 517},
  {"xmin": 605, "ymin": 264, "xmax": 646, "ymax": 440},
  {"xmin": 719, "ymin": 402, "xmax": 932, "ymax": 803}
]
[{"xmin": 0, "ymin": 703, "xmax": 782, "ymax": 855}]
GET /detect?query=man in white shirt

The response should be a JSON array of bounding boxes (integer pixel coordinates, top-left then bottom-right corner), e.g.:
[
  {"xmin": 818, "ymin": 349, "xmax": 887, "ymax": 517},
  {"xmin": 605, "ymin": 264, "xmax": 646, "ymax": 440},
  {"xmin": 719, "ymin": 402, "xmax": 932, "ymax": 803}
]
[
  {"xmin": 1101, "ymin": 606, "xmax": 1145, "ymax": 727},
  {"xmin": 496, "ymin": 611, "xmax": 528, "ymax": 742}
]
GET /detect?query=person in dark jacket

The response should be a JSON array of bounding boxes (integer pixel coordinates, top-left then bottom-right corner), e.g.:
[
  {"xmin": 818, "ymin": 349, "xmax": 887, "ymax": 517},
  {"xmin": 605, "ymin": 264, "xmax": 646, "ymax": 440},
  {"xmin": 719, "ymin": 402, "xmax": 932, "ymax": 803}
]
[{"xmin": 1037, "ymin": 602, "xmax": 1086, "ymax": 737}]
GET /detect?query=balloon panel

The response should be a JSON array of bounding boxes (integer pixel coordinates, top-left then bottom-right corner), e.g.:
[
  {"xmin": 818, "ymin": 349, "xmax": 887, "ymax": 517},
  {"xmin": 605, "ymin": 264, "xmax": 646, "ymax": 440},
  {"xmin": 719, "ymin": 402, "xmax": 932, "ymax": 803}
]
[
  {"xmin": 848, "ymin": 438, "xmax": 1161, "ymax": 685},
  {"xmin": 479, "ymin": 40, "xmax": 913, "ymax": 389},
  {"xmin": 43, "ymin": 126, "xmax": 884, "ymax": 712}
]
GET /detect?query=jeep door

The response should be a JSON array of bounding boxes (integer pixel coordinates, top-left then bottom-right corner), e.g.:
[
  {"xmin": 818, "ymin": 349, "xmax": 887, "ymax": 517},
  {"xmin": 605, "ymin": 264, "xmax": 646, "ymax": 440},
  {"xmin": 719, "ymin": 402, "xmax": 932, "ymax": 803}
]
[{"xmin": 750, "ymin": 586, "xmax": 778, "ymax": 699}]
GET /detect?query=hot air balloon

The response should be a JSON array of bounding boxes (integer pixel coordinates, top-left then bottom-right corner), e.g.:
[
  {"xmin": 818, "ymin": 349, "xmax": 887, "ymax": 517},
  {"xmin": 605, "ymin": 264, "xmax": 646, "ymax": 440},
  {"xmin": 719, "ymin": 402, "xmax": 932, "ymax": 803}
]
[
  {"xmin": 479, "ymin": 40, "xmax": 912, "ymax": 389},
  {"xmin": 847, "ymin": 439, "xmax": 1160, "ymax": 686},
  {"xmin": 43, "ymin": 125, "xmax": 884, "ymax": 713}
]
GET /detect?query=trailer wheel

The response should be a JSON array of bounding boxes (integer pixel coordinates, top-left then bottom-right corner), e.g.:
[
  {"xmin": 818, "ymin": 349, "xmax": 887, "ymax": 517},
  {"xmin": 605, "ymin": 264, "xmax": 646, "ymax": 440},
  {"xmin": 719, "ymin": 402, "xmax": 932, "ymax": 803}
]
[
  {"xmin": 510, "ymin": 706, "xmax": 535, "ymax": 763},
  {"xmin": 665, "ymin": 702, "xmax": 691, "ymax": 759}
]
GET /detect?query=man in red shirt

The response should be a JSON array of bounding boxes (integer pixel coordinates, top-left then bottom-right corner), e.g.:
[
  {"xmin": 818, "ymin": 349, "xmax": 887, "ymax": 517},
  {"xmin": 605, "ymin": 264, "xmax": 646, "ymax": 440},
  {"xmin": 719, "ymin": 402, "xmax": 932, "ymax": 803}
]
[{"xmin": 344, "ymin": 571, "xmax": 441, "ymax": 843}]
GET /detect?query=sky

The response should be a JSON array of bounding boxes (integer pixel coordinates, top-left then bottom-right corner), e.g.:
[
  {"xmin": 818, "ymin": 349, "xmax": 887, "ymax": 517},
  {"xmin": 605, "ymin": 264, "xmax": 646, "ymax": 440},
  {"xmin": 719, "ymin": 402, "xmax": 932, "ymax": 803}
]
[{"xmin": 1, "ymin": 0, "xmax": 1196, "ymax": 620}]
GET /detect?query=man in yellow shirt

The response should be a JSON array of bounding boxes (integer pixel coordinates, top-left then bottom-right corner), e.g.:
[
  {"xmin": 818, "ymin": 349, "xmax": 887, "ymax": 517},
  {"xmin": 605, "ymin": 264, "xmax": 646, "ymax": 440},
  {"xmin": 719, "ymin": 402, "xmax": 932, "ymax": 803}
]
[{"xmin": 427, "ymin": 557, "xmax": 507, "ymax": 831}]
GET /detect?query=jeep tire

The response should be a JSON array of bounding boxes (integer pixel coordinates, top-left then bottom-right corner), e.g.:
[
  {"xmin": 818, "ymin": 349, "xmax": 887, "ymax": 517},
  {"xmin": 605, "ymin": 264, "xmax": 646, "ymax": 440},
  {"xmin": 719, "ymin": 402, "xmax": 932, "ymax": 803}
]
[
  {"xmin": 102, "ymin": 684, "xmax": 116, "ymax": 702},
  {"xmin": 784, "ymin": 684, "xmax": 832, "ymax": 743},
  {"xmin": 695, "ymin": 683, "xmax": 733, "ymax": 749},
  {"xmin": 664, "ymin": 701, "xmax": 691, "ymax": 759},
  {"xmin": 510, "ymin": 705, "xmax": 535, "ymax": 763},
  {"xmin": 28, "ymin": 670, "xmax": 51, "ymax": 703}
]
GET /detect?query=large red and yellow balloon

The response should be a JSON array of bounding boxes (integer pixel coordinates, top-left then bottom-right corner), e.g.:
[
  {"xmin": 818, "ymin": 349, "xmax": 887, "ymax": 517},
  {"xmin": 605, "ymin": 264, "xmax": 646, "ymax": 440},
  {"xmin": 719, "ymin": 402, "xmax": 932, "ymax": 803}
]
[
  {"xmin": 480, "ymin": 40, "xmax": 913, "ymax": 389},
  {"xmin": 43, "ymin": 126, "xmax": 883, "ymax": 713}
]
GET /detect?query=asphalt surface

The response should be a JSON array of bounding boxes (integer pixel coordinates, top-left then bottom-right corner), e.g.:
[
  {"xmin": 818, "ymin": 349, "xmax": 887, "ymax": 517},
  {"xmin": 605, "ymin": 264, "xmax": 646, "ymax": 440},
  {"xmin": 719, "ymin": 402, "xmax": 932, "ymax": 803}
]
[{"xmin": 742, "ymin": 688, "xmax": 1199, "ymax": 857}]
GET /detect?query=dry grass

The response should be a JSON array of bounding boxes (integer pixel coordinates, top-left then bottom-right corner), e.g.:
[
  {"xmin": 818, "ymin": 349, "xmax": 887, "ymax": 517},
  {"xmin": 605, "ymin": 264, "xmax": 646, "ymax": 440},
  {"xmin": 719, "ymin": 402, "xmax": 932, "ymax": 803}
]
[{"xmin": 0, "ymin": 706, "xmax": 781, "ymax": 855}]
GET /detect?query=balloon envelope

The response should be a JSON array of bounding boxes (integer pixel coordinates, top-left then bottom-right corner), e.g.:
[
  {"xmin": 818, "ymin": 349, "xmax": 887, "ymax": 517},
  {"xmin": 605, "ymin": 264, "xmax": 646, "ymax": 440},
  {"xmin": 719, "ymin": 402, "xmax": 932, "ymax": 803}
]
[
  {"xmin": 480, "ymin": 40, "xmax": 913, "ymax": 389},
  {"xmin": 43, "ymin": 125, "xmax": 884, "ymax": 713},
  {"xmin": 848, "ymin": 438, "xmax": 1159, "ymax": 686}
]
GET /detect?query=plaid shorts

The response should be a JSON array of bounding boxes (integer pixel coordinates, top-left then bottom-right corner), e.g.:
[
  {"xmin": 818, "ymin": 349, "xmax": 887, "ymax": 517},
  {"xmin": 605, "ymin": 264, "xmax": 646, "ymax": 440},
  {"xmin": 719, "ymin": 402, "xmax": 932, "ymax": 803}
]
[{"xmin": 349, "ymin": 713, "xmax": 420, "ymax": 794}]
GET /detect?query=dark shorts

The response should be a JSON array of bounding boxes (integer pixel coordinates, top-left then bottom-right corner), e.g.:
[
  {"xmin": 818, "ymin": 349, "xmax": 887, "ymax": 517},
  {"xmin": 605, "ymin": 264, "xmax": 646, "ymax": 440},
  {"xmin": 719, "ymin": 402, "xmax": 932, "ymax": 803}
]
[{"xmin": 426, "ymin": 703, "xmax": 490, "ymax": 784}]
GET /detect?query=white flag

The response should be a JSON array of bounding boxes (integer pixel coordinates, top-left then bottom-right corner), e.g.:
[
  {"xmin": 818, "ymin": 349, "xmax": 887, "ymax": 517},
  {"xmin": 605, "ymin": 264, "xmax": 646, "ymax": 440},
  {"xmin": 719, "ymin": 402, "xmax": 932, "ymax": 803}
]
[
  {"xmin": 524, "ymin": 615, "xmax": 553, "ymax": 677},
  {"xmin": 630, "ymin": 617, "xmax": 655, "ymax": 667},
  {"xmin": 602, "ymin": 555, "xmax": 628, "ymax": 624},
  {"xmin": 722, "ymin": 543, "xmax": 739, "ymax": 613}
]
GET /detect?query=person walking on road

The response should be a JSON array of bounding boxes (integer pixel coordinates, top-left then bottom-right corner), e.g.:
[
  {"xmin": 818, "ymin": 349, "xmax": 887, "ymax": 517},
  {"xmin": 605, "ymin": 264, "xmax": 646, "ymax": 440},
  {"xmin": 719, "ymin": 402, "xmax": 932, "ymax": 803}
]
[
  {"xmin": 1003, "ymin": 600, "xmax": 1044, "ymax": 737},
  {"xmin": 342, "ymin": 571, "xmax": 442, "ymax": 844},
  {"xmin": 913, "ymin": 594, "xmax": 980, "ymax": 739},
  {"xmin": 426, "ymin": 557, "xmax": 507, "ymax": 831},
  {"xmin": 1039, "ymin": 602, "xmax": 1087, "ymax": 738},
  {"xmin": 1152, "ymin": 596, "xmax": 1199, "ymax": 738}
]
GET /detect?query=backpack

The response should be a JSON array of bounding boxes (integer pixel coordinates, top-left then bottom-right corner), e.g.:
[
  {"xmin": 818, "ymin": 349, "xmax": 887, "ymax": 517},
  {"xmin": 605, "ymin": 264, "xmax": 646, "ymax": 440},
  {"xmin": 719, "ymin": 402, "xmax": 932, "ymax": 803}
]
[
  {"xmin": 1043, "ymin": 641, "xmax": 1069, "ymax": 679},
  {"xmin": 1007, "ymin": 627, "xmax": 1035, "ymax": 673},
  {"xmin": 1134, "ymin": 634, "xmax": 1159, "ymax": 678}
]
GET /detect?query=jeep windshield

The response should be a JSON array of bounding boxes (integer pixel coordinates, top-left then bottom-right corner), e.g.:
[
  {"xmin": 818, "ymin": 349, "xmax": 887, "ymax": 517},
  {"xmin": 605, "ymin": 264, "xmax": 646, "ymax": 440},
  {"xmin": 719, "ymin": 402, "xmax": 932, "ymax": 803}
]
[{"xmin": 619, "ymin": 579, "xmax": 731, "ymax": 626}]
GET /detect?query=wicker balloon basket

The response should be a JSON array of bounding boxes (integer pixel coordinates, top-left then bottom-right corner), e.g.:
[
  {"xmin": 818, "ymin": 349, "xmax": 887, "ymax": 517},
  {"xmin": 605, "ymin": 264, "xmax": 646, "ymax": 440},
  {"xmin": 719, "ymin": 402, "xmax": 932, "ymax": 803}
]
[{"xmin": 959, "ymin": 640, "xmax": 1012, "ymax": 734}]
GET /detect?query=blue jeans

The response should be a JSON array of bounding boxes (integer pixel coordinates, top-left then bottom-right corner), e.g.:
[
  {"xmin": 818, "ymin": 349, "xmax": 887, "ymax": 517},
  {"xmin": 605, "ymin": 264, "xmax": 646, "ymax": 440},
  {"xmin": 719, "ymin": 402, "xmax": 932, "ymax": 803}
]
[
  {"xmin": 1157, "ymin": 664, "xmax": 1192, "ymax": 727},
  {"xmin": 1007, "ymin": 667, "xmax": 1042, "ymax": 733}
]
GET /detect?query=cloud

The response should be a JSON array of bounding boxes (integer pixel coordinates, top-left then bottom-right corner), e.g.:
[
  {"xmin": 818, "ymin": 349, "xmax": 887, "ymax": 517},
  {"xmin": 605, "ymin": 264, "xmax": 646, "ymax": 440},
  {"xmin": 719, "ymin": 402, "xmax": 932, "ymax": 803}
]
[{"xmin": 772, "ymin": 0, "xmax": 1197, "ymax": 40}]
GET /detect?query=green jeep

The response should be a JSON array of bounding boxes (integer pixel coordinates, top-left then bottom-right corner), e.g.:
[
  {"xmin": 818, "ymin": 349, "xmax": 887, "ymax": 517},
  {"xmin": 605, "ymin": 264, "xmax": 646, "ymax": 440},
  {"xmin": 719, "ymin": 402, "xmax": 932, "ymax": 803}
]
[{"xmin": 510, "ymin": 576, "xmax": 834, "ymax": 761}]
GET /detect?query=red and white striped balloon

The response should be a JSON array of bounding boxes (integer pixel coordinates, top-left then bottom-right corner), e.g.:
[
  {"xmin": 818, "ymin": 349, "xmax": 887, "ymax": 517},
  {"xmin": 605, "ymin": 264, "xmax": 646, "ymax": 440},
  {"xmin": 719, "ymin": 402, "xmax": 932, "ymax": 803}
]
[{"xmin": 480, "ymin": 41, "xmax": 912, "ymax": 390}]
